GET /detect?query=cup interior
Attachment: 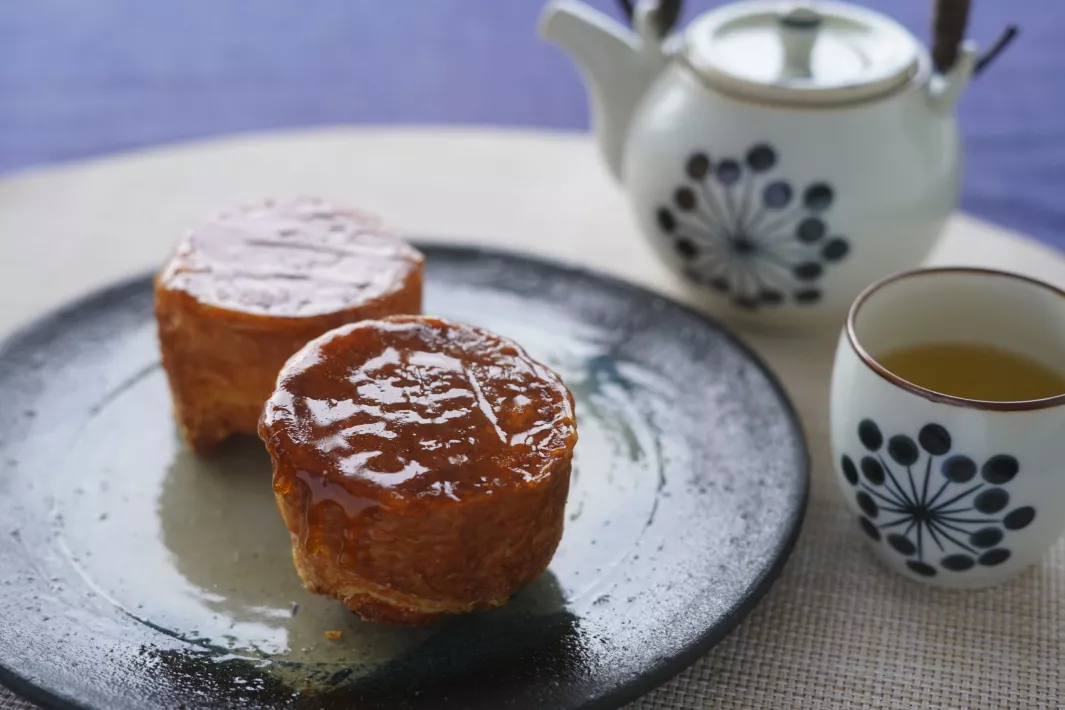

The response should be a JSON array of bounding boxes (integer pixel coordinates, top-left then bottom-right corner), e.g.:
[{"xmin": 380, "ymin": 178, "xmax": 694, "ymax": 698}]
[{"xmin": 848, "ymin": 268, "xmax": 1065, "ymax": 406}]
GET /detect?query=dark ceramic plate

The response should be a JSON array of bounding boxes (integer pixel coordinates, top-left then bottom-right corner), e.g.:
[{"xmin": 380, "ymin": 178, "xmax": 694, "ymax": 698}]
[{"xmin": 0, "ymin": 245, "xmax": 807, "ymax": 710}]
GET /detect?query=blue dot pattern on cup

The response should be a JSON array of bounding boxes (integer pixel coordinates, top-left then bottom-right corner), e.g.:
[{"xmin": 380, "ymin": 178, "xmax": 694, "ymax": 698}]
[{"xmin": 841, "ymin": 419, "xmax": 1035, "ymax": 577}]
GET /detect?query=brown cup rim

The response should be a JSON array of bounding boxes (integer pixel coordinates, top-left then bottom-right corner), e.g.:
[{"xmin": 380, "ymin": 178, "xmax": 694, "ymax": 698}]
[{"xmin": 846, "ymin": 266, "xmax": 1065, "ymax": 412}]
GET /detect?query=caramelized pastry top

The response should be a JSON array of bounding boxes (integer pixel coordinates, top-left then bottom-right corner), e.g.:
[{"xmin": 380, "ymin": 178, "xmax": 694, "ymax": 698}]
[
  {"xmin": 157, "ymin": 197, "xmax": 423, "ymax": 319},
  {"xmin": 260, "ymin": 316, "xmax": 577, "ymax": 507}
]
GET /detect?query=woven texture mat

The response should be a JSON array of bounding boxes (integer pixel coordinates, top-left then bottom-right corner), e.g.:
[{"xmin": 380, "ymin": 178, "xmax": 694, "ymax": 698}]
[{"xmin": 2, "ymin": 334, "xmax": 1063, "ymax": 710}]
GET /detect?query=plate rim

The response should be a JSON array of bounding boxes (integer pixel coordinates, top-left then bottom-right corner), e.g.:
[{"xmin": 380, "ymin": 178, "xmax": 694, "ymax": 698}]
[{"xmin": 0, "ymin": 242, "xmax": 810, "ymax": 710}]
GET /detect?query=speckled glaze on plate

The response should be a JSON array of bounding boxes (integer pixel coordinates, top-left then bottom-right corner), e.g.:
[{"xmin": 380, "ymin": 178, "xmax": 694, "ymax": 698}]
[{"xmin": 0, "ymin": 244, "xmax": 808, "ymax": 710}]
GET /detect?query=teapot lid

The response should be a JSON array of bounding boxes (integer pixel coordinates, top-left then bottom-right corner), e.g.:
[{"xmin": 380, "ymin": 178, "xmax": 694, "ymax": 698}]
[{"xmin": 681, "ymin": 0, "xmax": 924, "ymax": 106}]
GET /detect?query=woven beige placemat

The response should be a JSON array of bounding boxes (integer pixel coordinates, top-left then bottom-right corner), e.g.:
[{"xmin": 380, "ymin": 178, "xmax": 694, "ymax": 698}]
[
  {"xmin": 3, "ymin": 327, "xmax": 1061, "ymax": 710},
  {"xmin": 1, "ymin": 128, "xmax": 1062, "ymax": 709},
  {"xmin": 0, "ymin": 693, "xmax": 30, "ymax": 710}
]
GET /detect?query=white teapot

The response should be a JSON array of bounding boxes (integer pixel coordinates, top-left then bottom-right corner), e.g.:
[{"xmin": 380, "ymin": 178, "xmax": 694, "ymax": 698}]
[{"xmin": 540, "ymin": 0, "xmax": 981, "ymax": 327}]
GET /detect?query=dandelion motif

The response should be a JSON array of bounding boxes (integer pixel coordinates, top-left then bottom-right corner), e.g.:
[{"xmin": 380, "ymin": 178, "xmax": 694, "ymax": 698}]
[
  {"xmin": 842, "ymin": 419, "xmax": 1035, "ymax": 577},
  {"xmin": 654, "ymin": 144, "xmax": 850, "ymax": 309}
]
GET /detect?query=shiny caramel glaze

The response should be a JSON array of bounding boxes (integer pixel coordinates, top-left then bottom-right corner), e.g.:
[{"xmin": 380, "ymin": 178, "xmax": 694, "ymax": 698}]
[
  {"xmin": 158, "ymin": 197, "xmax": 423, "ymax": 322},
  {"xmin": 259, "ymin": 316, "xmax": 578, "ymax": 625},
  {"xmin": 155, "ymin": 198, "xmax": 424, "ymax": 454},
  {"xmin": 261, "ymin": 316, "xmax": 577, "ymax": 501}
]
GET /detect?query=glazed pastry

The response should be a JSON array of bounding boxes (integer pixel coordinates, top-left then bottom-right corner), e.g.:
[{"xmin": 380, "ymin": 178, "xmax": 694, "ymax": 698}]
[
  {"xmin": 259, "ymin": 315, "xmax": 578, "ymax": 625},
  {"xmin": 155, "ymin": 197, "xmax": 424, "ymax": 454}
]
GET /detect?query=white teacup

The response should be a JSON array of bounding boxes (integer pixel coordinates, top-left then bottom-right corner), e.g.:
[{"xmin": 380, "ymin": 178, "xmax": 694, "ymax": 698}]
[{"xmin": 830, "ymin": 267, "xmax": 1065, "ymax": 588}]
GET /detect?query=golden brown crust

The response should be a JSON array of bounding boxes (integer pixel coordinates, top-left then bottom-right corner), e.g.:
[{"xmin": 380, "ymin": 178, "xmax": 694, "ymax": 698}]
[
  {"xmin": 155, "ymin": 198, "xmax": 423, "ymax": 454},
  {"xmin": 278, "ymin": 459, "xmax": 571, "ymax": 626},
  {"xmin": 260, "ymin": 316, "xmax": 578, "ymax": 625}
]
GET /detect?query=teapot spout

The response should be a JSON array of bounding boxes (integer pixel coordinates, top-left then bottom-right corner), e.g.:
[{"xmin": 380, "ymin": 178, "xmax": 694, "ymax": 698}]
[{"xmin": 539, "ymin": 0, "xmax": 669, "ymax": 181}]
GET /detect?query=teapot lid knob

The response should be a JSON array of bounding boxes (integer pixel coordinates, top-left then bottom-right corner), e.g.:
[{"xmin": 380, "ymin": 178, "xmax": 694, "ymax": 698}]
[{"xmin": 777, "ymin": 5, "xmax": 822, "ymax": 79}]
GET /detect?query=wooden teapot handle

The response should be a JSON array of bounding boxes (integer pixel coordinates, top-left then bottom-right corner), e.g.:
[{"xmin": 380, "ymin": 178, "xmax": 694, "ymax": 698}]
[
  {"xmin": 616, "ymin": 0, "xmax": 1016, "ymax": 77},
  {"xmin": 932, "ymin": 0, "xmax": 1018, "ymax": 75},
  {"xmin": 617, "ymin": 0, "xmax": 682, "ymax": 37}
]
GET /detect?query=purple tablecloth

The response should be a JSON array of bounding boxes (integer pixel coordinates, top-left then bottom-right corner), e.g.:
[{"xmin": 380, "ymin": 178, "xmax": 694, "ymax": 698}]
[{"xmin": 0, "ymin": 0, "xmax": 1062, "ymax": 249}]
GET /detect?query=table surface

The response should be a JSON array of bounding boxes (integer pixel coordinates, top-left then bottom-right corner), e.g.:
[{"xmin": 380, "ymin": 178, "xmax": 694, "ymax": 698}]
[
  {"xmin": 0, "ymin": 127, "xmax": 1063, "ymax": 710},
  {"xmin": 0, "ymin": 0, "xmax": 1063, "ymax": 250}
]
